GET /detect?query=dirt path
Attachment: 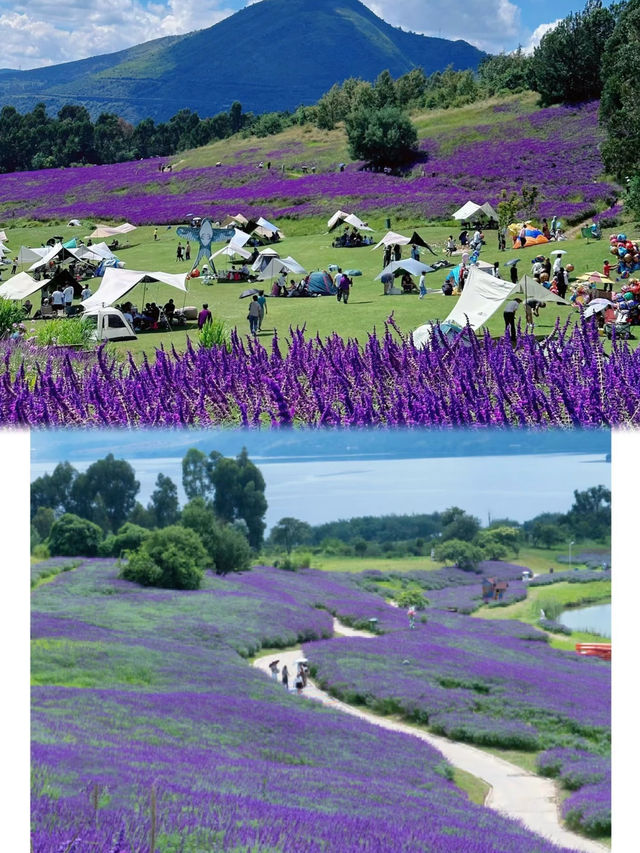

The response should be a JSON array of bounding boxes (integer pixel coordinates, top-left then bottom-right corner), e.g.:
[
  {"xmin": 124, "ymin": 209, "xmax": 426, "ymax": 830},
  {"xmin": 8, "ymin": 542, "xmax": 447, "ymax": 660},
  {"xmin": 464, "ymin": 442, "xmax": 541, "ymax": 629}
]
[{"xmin": 253, "ymin": 618, "xmax": 606, "ymax": 853}]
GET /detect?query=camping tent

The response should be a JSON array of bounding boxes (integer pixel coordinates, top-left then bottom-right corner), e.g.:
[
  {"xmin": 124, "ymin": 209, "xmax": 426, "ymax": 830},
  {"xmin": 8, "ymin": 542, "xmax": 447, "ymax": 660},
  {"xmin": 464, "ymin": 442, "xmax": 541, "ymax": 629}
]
[
  {"xmin": 413, "ymin": 266, "xmax": 517, "ymax": 348},
  {"xmin": 67, "ymin": 219, "xmax": 81, "ymax": 227},
  {"xmin": 372, "ymin": 231, "xmax": 411, "ymax": 250},
  {"xmin": 251, "ymin": 248, "xmax": 280, "ymax": 272},
  {"xmin": 307, "ymin": 271, "xmax": 337, "ymax": 295},
  {"xmin": 327, "ymin": 210, "xmax": 349, "ymax": 231},
  {"xmin": 82, "ymin": 268, "xmax": 187, "ymax": 311},
  {"xmin": 508, "ymin": 223, "xmax": 549, "ymax": 249},
  {"xmin": 375, "ymin": 259, "xmax": 435, "ymax": 279},
  {"xmin": 257, "ymin": 257, "xmax": 306, "ymax": 280},
  {"xmin": 0, "ymin": 271, "xmax": 43, "ymax": 300},
  {"xmin": 343, "ymin": 213, "xmax": 373, "ymax": 231}
]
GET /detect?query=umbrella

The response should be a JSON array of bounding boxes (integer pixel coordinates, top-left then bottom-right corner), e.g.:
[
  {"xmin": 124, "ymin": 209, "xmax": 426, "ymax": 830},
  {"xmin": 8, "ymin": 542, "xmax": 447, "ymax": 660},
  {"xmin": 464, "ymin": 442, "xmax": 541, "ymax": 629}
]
[
  {"xmin": 576, "ymin": 271, "xmax": 615, "ymax": 285},
  {"xmin": 505, "ymin": 258, "xmax": 520, "ymax": 266},
  {"xmin": 295, "ymin": 658, "xmax": 308, "ymax": 664},
  {"xmin": 582, "ymin": 298, "xmax": 615, "ymax": 319},
  {"xmin": 344, "ymin": 269, "xmax": 362, "ymax": 276},
  {"xmin": 551, "ymin": 249, "xmax": 567, "ymax": 256},
  {"xmin": 375, "ymin": 259, "xmax": 435, "ymax": 280},
  {"xmin": 239, "ymin": 288, "xmax": 259, "ymax": 299}
]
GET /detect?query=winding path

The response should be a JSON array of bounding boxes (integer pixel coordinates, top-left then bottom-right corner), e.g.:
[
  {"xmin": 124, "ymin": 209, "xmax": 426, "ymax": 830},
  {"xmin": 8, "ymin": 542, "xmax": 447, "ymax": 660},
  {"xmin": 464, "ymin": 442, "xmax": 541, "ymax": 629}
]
[{"xmin": 254, "ymin": 618, "xmax": 606, "ymax": 853}]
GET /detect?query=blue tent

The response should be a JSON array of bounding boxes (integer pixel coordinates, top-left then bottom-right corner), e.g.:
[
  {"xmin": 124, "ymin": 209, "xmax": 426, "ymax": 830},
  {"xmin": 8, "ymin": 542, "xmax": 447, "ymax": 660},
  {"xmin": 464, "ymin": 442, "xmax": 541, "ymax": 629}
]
[{"xmin": 307, "ymin": 271, "xmax": 337, "ymax": 295}]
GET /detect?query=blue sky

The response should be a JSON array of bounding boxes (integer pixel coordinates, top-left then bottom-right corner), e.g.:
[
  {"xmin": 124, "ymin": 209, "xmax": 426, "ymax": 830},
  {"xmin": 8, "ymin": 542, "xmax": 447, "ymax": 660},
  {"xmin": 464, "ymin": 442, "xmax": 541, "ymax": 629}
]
[{"xmin": 0, "ymin": 0, "xmax": 593, "ymax": 72}]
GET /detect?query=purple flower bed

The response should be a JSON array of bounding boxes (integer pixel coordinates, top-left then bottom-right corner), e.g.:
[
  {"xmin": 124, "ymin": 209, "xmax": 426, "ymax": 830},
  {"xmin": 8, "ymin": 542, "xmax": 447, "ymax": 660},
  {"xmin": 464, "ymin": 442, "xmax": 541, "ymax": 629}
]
[
  {"xmin": 4, "ymin": 318, "xmax": 640, "ymax": 426},
  {"xmin": 30, "ymin": 556, "xmax": 83, "ymax": 584},
  {"xmin": 1, "ymin": 102, "xmax": 618, "ymax": 224},
  {"xmin": 307, "ymin": 611, "xmax": 610, "ymax": 739},
  {"xmin": 530, "ymin": 569, "xmax": 611, "ymax": 587},
  {"xmin": 538, "ymin": 749, "xmax": 611, "ymax": 836},
  {"xmin": 31, "ymin": 561, "xmax": 578, "ymax": 852}
]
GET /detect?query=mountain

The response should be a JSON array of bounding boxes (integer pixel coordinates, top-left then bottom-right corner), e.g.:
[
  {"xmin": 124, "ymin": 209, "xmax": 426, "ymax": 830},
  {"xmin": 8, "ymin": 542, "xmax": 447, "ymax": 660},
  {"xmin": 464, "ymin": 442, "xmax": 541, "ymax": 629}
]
[{"xmin": 0, "ymin": 0, "xmax": 485, "ymax": 123}]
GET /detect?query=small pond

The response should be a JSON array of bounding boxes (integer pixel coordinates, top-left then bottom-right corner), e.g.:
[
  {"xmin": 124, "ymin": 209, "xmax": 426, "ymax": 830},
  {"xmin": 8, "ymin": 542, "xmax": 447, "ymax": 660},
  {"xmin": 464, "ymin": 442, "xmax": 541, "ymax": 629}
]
[{"xmin": 559, "ymin": 603, "xmax": 611, "ymax": 638}]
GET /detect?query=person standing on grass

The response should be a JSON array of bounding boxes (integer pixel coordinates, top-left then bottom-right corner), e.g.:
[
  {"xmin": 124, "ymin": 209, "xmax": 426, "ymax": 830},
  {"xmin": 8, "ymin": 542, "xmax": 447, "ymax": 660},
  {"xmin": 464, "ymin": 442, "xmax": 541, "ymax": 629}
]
[
  {"xmin": 198, "ymin": 303, "xmax": 212, "ymax": 329},
  {"xmin": 185, "ymin": 241, "xmax": 191, "ymax": 261},
  {"xmin": 282, "ymin": 665, "xmax": 289, "ymax": 690},
  {"xmin": 418, "ymin": 272, "xmax": 427, "ymax": 299},
  {"xmin": 503, "ymin": 297, "xmax": 522, "ymax": 343},
  {"xmin": 257, "ymin": 290, "xmax": 267, "ymax": 331},
  {"xmin": 338, "ymin": 273, "xmax": 352, "ymax": 304},
  {"xmin": 510, "ymin": 264, "xmax": 519, "ymax": 285},
  {"xmin": 63, "ymin": 283, "xmax": 75, "ymax": 314},
  {"xmin": 525, "ymin": 298, "xmax": 545, "ymax": 333},
  {"xmin": 176, "ymin": 242, "xmax": 183, "ymax": 262},
  {"xmin": 269, "ymin": 660, "xmax": 279, "ymax": 681},
  {"xmin": 81, "ymin": 283, "xmax": 92, "ymax": 301},
  {"xmin": 248, "ymin": 294, "xmax": 261, "ymax": 335},
  {"xmin": 153, "ymin": 228, "xmax": 158, "ymax": 241},
  {"xmin": 51, "ymin": 287, "xmax": 64, "ymax": 313}
]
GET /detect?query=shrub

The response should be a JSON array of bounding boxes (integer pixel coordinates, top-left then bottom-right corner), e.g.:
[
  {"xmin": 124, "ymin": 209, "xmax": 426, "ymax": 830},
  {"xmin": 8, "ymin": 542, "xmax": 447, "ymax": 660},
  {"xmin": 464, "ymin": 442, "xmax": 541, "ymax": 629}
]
[
  {"xmin": 48, "ymin": 513, "xmax": 103, "ymax": 556},
  {"xmin": 0, "ymin": 297, "xmax": 25, "ymax": 336},
  {"xmin": 199, "ymin": 318, "xmax": 230, "ymax": 351},
  {"xmin": 98, "ymin": 522, "xmax": 151, "ymax": 557},
  {"xmin": 433, "ymin": 540, "xmax": 483, "ymax": 571},
  {"xmin": 31, "ymin": 318, "xmax": 95, "ymax": 348},
  {"xmin": 397, "ymin": 589, "xmax": 427, "ymax": 610},
  {"xmin": 120, "ymin": 526, "xmax": 207, "ymax": 590}
]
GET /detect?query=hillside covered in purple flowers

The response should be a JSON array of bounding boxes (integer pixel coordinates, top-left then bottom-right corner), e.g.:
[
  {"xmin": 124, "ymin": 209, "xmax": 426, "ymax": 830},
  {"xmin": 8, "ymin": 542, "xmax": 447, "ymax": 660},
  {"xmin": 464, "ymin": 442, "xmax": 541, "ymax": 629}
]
[
  {"xmin": 31, "ymin": 559, "xmax": 610, "ymax": 851},
  {"xmin": 0, "ymin": 100, "xmax": 618, "ymax": 226}
]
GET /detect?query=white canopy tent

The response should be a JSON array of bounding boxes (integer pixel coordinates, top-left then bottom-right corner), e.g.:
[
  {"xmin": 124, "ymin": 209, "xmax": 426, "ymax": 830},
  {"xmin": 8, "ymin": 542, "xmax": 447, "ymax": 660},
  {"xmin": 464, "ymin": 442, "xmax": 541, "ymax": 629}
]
[
  {"xmin": 372, "ymin": 230, "xmax": 411, "ymax": 250},
  {"xmin": 255, "ymin": 216, "xmax": 278, "ymax": 233},
  {"xmin": 0, "ymin": 271, "xmax": 43, "ymax": 300},
  {"xmin": 18, "ymin": 246, "xmax": 48, "ymax": 265},
  {"xmin": 514, "ymin": 275, "xmax": 569, "ymax": 305},
  {"xmin": 87, "ymin": 223, "xmax": 137, "ymax": 239},
  {"xmin": 375, "ymin": 259, "xmax": 435, "ymax": 280},
  {"xmin": 67, "ymin": 219, "xmax": 82, "ymax": 227},
  {"xmin": 231, "ymin": 229, "xmax": 251, "ymax": 247},
  {"xmin": 251, "ymin": 247, "xmax": 280, "ymax": 272},
  {"xmin": 343, "ymin": 213, "xmax": 373, "ymax": 231},
  {"xmin": 82, "ymin": 268, "xmax": 187, "ymax": 311},
  {"xmin": 28, "ymin": 243, "xmax": 66, "ymax": 271},
  {"xmin": 210, "ymin": 243, "xmax": 252, "ymax": 261},
  {"xmin": 452, "ymin": 201, "xmax": 499, "ymax": 222},
  {"xmin": 413, "ymin": 266, "xmax": 517, "ymax": 348},
  {"xmin": 327, "ymin": 210, "xmax": 348, "ymax": 231},
  {"xmin": 0, "ymin": 230, "xmax": 7, "ymax": 243}
]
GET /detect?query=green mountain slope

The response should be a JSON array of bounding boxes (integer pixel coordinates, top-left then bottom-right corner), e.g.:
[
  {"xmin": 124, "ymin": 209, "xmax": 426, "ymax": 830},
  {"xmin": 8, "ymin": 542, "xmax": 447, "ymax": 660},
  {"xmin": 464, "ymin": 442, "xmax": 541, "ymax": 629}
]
[{"xmin": 0, "ymin": 0, "xmax": 485, "ymax": 122}]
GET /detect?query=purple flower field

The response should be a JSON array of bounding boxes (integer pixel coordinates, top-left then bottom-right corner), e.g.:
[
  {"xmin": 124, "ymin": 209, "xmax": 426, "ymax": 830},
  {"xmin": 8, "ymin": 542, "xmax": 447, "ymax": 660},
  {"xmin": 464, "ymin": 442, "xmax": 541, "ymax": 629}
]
[
  {"xmin": 3, "ymin": 318, "xmax": 638, "ymax": 426},
  {"xmin": 31, "ymin": 560, "xmax": 583, "ymax": 852},
  {"xmin": 1, "ymin": 101, "xmax": 617, "ymax": 224}
]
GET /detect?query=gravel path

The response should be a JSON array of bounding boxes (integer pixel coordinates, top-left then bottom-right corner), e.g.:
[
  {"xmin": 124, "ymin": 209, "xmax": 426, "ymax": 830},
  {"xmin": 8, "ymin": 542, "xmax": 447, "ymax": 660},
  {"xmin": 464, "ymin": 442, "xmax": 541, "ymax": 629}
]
[{"xmin": 253, "ymin": 618, "xmax": 607, "ymax": 853}]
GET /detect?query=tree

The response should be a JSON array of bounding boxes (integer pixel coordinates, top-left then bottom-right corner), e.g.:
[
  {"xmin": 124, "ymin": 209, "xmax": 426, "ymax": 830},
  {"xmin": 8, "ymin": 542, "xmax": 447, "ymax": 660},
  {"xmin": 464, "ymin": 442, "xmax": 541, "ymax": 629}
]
[
  {"xmin": 476, "ymin": 526, "xmax": 521, "ymax": 558},
  {"xmin": 523, "ymin": 512, "xmax": 568, "ymax": 547},
  {"xmin": 397, "ymin": 589, "xmax": 427, "ymax": 610},
  {"xmin": 229, "ymin": 101, "xmax": 244, "ymax": 134},
  {"xmin": 531, "ymin": 0, "xmax": 615, "ymax": 105},
  {"xmin": 32, "ymin": 506, "xmax": 55, "ymax": 542},
  {"xmin": 433, "ymin": 539, "xmax": 484, "ymax": 571},
  {"xmin": 566, "ymin": 486, "xmax": 611, "ymax": 540},
  {"xmin": 120, "ymin": 526, "xmax": 207, "ymax": 589},
  {"xmin": 600, "ymin": 0, "xmax": 640, "ymax": 177},
  {"xmin": 98, "ymin": 522, "xmax": 151, "ymax": 558},
  {"xmin": 624, "ymin": 175, "xmax": 640, "ymax": 219},
  {"xmin": 181, "ymin": 448, "xmax": 213, "ymax": 501},
  {"xmin": 181, "ymin": 498, "xmax": 252, "ymax": 574},
  {"xmin": 69, "ymin": 455, "xmax": 139, "ymax": 532},
  {"xmin": 30, "ymin": 461, "xmax": 77, "ymax": 519},
  {"xmin": 268, "ymin": 517, "xmax": 312, "ymax": 554},
  {"xmin": 209, "ymin": 448, "xmax": 267, "ymax": 550},
  {"xmin": 49, "ymin": 513, "xmax": 103, "ymax": 556},
  {"xmin": 148, "ymin": 473, "xmax": 180, "ymax": 528},
  {"xmin": 440, "ymin": 507, "xmax": 481, "ymax": 542},
  {"xmin": 345, "ymin": 105, "xmax": 418, "ymax": 168},
  {"xmin": 478, "ymin": 51, "xmax": 532, "ymax": 96}
]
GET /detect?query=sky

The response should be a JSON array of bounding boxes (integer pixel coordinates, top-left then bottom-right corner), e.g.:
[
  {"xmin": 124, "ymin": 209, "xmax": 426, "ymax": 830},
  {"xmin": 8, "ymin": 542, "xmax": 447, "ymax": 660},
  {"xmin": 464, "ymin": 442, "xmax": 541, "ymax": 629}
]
[
  {"xmin": 30, "ymin": 428, "xmax": 611, "ymax": 531},
  {"xmin": 0, "ymin": 0, "xmax": 591, "ymax": 73}
]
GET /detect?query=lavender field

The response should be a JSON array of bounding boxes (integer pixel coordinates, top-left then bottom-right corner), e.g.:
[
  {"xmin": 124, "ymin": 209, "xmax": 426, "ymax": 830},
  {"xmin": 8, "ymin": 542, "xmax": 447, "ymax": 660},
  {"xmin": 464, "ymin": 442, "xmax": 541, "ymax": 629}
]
[
  {"xmin": 3, "ymin": 318, "xmax": 638, "ymax": 426},
  {"xmin": 31, "ymin": 560, "xmax": 609, "ymax": 850},
  {"xmin": 2, "ymin": 101, "xmax": 617, "ymax": 225}
]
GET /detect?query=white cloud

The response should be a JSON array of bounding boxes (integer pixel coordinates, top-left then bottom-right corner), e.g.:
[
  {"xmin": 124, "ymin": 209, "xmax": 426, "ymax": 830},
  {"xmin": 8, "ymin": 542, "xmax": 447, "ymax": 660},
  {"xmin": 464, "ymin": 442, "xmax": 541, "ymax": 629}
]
[
  {"xmin": 364, "ymin": 0, "xmax": 521, "ymax": 52},
  {"xmin": 520, "ymin": 19, "xmax": 561, "ymax": 54},
  {"xmin": 0, "ymin": 1, "xmax": 236, "ymax": 70}
]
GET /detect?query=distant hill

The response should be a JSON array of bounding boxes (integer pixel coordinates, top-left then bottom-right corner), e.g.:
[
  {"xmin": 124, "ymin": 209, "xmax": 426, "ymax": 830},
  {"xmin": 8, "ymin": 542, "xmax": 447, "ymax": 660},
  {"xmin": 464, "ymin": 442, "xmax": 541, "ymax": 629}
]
[{"xmin": 0, "ymin": 0, "xmax": 485, "ymax": 123}]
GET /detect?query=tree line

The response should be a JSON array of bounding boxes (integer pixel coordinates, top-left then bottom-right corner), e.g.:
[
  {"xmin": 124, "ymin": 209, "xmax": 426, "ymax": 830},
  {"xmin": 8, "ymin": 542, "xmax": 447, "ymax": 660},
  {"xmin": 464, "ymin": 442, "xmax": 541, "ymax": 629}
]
[
  {"xmin": 31, "ymin": 448, "xmax": 267, "ymax": 589},
  {"xmin": 266, "ymin": 486, "xmax": 611, "ymax": 569}
]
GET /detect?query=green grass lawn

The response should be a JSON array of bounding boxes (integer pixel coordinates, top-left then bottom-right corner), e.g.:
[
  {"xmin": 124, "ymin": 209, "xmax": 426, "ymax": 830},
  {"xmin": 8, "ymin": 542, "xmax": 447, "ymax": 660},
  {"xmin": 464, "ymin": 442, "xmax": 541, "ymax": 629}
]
[{"xmin": 7, "ymin": 215, "xmax": 635, "ymax": 362}]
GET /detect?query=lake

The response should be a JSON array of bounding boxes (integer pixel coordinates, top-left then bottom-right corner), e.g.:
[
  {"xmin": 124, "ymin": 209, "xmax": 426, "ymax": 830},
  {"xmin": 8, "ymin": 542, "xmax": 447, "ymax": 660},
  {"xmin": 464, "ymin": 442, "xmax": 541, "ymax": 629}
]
[{"xmin": 559, "ymin": 603, "xmax": 611, "ymax": 638}]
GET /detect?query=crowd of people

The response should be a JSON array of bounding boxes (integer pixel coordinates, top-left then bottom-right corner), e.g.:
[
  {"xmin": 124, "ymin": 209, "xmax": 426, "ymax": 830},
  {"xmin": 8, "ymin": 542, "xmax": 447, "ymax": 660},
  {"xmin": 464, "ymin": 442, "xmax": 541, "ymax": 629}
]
[
  {"xmin": 332, "ymin": 227, "xmax": 373, "ymax": 248},
  {"xmin": 269, "ymin": 659, "xmax": 309, "ymax": 694}
]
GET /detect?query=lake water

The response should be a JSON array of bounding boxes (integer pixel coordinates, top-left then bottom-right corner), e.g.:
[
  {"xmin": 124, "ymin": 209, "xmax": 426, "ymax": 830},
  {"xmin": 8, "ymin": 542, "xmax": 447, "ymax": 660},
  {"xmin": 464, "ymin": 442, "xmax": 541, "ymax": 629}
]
[{"xmin": 559, "ymin": 603, "xmax": 611, "ymax": 638}]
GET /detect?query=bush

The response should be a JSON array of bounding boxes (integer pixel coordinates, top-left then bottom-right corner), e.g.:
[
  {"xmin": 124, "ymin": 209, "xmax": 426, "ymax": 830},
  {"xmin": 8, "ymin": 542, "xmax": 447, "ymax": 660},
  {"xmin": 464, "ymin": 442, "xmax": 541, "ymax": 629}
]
[
  {"xmin": 199, "ymin": 318, "xmax": 230, "ymax": 351},
  {"xmin": 0, "ymin": 297, "xmax": 25, "ymax": 336},
  {"xmin": 397, "ymin": 589, "xmax": 427, "ymax": 610},
  {"xmin": 345, "ymin": 105, "xmax": 418, "ymax": 167},
  {"xmin": 48, "ymin": 513, "xmax": 103, "ymax": 556},
  {"xmin": 121, "ymin": 525, "xmax": 208, "ymax": 590},
  {"xmin": 433, "ymin": 539, "xmax": 483, "ymax": 571},
  {"xmin": 30, "ymin": 318, "xmax": 95, "ymax": 348},
  {"xmin": 98, "ymin": 522, "xmax": 151, "ymax": 557}
]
